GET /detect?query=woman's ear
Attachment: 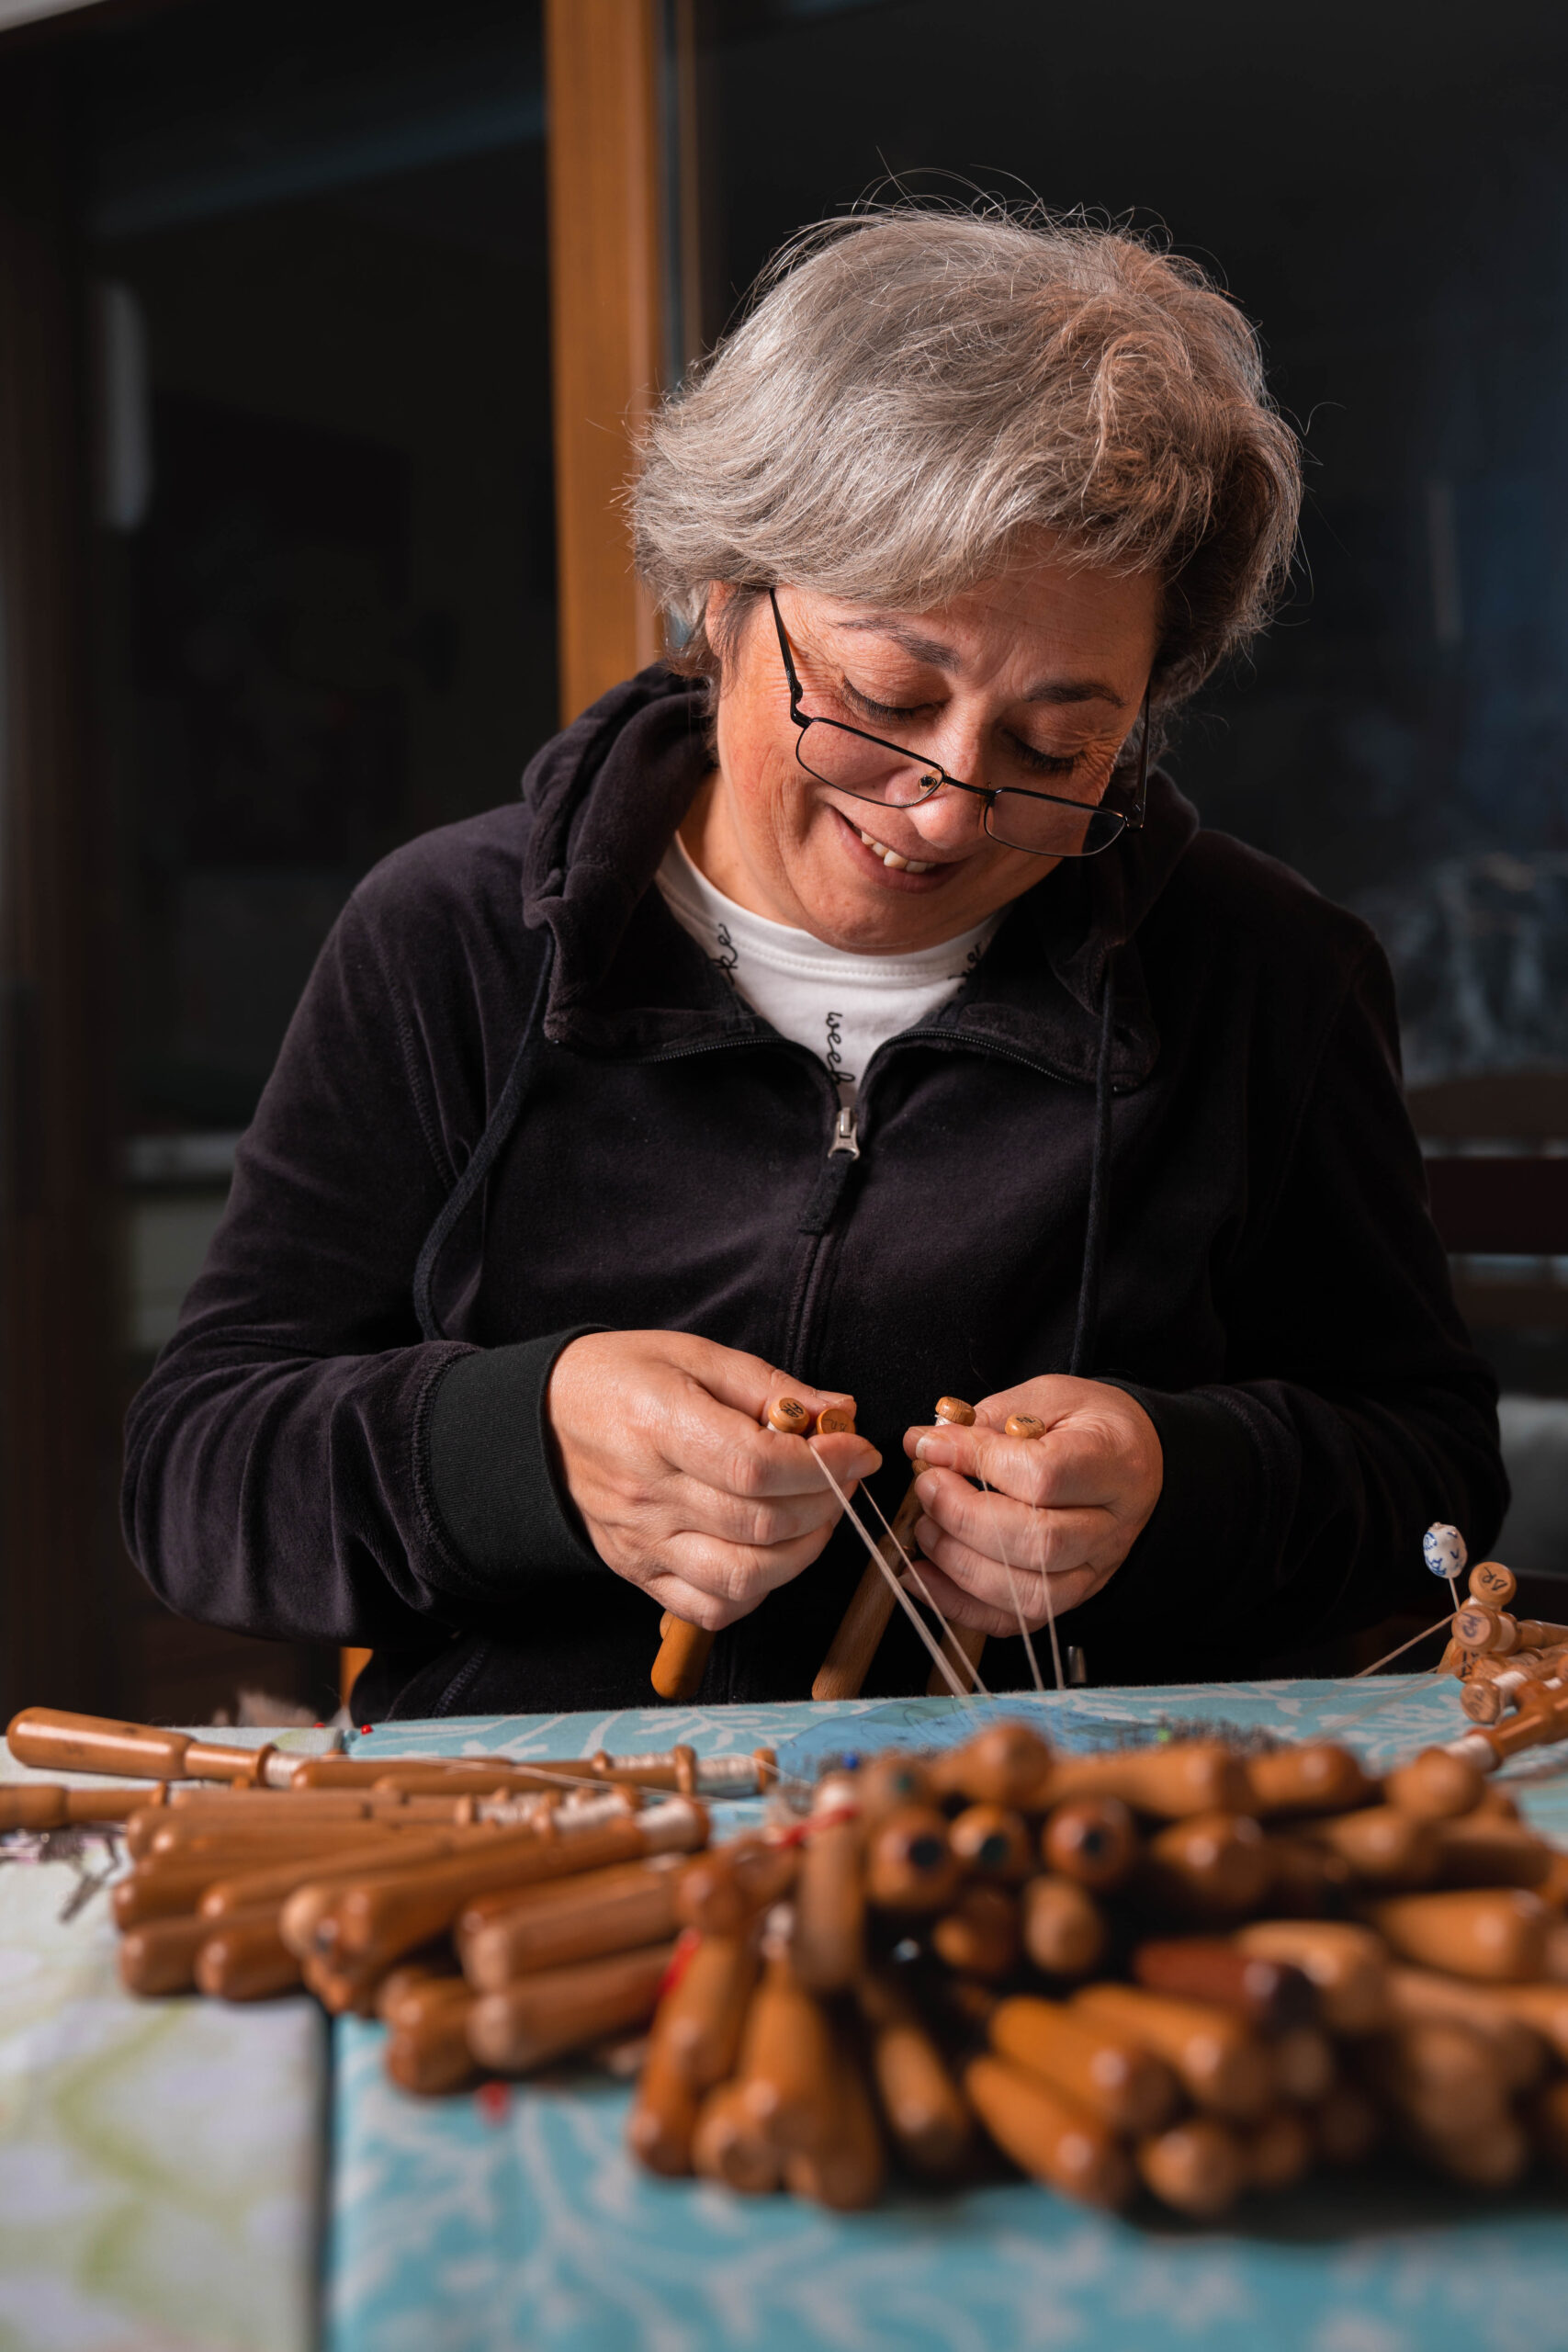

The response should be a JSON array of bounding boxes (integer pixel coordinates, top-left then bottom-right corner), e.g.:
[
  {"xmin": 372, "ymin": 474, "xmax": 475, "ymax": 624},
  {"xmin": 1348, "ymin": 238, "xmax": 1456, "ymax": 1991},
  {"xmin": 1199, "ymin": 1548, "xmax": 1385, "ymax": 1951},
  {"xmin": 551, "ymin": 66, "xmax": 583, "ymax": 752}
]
[{"xmin": 703, "ymin": 581, "xmax": 741, "ymax": 696}]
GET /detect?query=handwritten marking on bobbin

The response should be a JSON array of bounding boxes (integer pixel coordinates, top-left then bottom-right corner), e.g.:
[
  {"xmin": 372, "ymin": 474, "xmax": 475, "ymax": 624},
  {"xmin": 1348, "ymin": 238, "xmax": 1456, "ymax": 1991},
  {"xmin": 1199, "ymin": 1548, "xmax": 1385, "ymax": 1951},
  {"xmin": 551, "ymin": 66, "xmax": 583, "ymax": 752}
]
[
  {"xmin": 814, "ymin": 1398, "xmax": 975, "ymax": 1702},
  {"xmin": 650, "ymin": 1396, "xmax": 818, "ymax": 1703}
]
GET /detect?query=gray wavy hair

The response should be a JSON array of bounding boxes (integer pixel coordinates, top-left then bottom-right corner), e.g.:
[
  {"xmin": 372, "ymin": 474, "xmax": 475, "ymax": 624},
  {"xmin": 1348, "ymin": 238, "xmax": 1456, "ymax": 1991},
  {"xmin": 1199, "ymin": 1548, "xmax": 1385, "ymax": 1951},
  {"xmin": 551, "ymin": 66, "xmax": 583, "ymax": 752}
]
[{"xmin": 632, "ymin": 206, "xmax": 1302, "ymax": 707}]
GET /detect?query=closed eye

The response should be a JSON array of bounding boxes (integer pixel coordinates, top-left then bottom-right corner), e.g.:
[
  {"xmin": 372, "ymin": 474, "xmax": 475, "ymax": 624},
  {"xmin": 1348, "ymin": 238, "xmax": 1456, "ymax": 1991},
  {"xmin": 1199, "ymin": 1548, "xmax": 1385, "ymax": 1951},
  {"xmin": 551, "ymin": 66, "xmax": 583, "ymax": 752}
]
[
  {"xmin": 840, "ymin": 677, "xmax": 940, "ymax": 725},
  {"xmin": 1005, "ymin": 731, "xmax": 1081, "ymax": 778}
]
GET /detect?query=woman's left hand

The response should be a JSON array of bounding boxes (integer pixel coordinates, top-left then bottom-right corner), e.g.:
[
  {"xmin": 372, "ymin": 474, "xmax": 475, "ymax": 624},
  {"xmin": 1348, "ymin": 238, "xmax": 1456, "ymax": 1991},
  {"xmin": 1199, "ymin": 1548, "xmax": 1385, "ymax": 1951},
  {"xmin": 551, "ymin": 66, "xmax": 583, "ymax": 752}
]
[{"xmin": 900, "ymin": 1377, "xmax": 1163, "ymax": 1636}]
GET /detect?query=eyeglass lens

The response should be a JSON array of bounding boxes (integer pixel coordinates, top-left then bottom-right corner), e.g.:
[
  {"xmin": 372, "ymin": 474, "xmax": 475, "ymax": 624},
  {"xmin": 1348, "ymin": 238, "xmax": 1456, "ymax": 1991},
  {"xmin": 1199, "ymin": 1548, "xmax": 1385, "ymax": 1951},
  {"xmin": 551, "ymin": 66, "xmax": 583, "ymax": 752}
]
[{"xmin": 794, "ymin": 722, "xmax": 1129, "ymax": 857}]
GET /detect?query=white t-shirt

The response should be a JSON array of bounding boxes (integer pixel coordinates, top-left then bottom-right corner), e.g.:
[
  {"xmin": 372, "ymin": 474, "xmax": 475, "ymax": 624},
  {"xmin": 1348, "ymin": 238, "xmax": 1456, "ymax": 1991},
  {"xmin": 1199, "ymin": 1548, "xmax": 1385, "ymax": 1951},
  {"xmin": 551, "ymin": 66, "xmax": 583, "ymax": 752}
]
[{"xmin": 656, "ymin": 838, "xmax": 999, "ymax": 1111}]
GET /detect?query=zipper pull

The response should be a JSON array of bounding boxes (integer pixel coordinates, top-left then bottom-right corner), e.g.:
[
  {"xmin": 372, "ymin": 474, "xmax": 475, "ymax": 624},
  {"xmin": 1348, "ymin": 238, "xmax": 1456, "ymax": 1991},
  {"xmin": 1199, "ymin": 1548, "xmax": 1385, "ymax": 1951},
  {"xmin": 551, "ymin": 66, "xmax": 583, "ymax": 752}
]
[{"xmin": 829, "ymin": 1106, "xmax": 861, "ymax": 1160}]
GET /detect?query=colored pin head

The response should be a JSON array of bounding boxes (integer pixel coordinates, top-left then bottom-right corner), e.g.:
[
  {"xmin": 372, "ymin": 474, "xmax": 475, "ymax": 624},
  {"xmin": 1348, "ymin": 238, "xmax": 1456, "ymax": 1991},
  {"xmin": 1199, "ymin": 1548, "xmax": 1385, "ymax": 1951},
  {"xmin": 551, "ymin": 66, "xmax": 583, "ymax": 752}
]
[{"xmin": 1423, "ymin": 1523, "xmax": 1467, "ymax": 1580}]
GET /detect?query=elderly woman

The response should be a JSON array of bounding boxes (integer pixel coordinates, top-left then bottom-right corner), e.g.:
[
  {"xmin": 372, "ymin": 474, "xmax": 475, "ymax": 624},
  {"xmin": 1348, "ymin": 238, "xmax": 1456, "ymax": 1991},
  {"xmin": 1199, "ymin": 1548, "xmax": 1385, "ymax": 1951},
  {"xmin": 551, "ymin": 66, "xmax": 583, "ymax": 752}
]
[{"xmin": 124, "ymin": 209, "xmax": 1505, "ymax": 1719}]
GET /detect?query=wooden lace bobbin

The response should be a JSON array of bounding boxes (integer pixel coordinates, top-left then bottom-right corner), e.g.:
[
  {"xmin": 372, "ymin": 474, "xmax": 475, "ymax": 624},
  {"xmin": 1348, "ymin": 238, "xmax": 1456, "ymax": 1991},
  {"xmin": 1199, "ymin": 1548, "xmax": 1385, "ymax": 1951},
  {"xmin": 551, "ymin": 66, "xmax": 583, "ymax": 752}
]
[
  {"xmin": 1527, "ymin": 2075, "xmax": 1568, "ymax": 2173},
  {"xmin": 384, "ymin": 1978, "xmax": 480, "ymax": 2096},
  {"xmin": 813, "ymin": 1396, "xmax": 973, "ymax": 1702},
  {"xmin": 864, "ymin": 1806, "xmax": 962, "ymax": 1915},
  {"xmin": 628, "ymin": 1932, "xmax": 758, "ymax": 2174},
  {"xmin": 1257, "ymin": 1836, "xmax": 1351, "ymax": 1919},
  {"xmin": 1043, "ymin": 1742, "xmax": 1250, "ymax": 1821},
  {"xmin": 1456, "ymin": 1681, "xmax": 1568, "ymax": 1769},
  {"xmin": 1469, "ymin": 1559, "xmax": 1518, "ymax": 1609},
  {"xmin": 931, "ymin": 1723, "xmax": 1056, "ymax": 1813},
  {"xmin": 673, "ymin": 1837, "xmax": 797, "ymax": 1937},
  {"xmin": 963, "ymin": 2052, "xmax": 1134, "ymax": 2211},
  {"xmin": 457, "ymin": 1855, "xmax": 687, "ymax": 1987},
  {"xmin": 194, "ymin": 1914, "xmax": 304, "ymax": 2003},
  {"xmin": 627, "ymin": 2038, "xmax": 702, "ymax": 2177},
  {"xmin": 1382, "ymin": 1747, "xmax": 1487, "ymax": 1819},
  {"xmin": 1398, "ymin": 2103, "xmax": 1529, "ymax": 2190},
  {"xmin": 1360, "ymin": 1887, "xmax": 1551, "ymax": 1983},
  {"xmin": 1461, "ymin": 1655, "xmax": 1564, "ymax": 1727},
  {"xmin": 6, "ymin": 1706, "xmax": 283, "ymax": 1788},
  {"xmin": 1130, "ymin": 1939, "xmax": 1317, "ymax": 2036},
  {"xmin": 1134, "ymin": 2117, "xmax": 1247, "ymax": 2220},
  {"xmin": 948, "ymin": 1803, "xmax": 1034, "ymax": 1883},
  {"xmin": 0, "ymin": 1781, "xmax": 151, "ymax": 1830},
  {"xmin": 1357, "ymin": 2018, "xmax": 1508, "ymax": 2140},
  {"xmin": 852, "ymin": 1750, "xmax": 936, "ymax": 1822},
  {"xmin": 1021, "ymin": 1875, "xmax": 1109, "ymax": 1979},
  {"xmin": 1297, "ymin": 1804, "xmax": 1441, "ymax": 1890},
  {"xmin": 783, "ymin": 2028, "xmax": 886, "ymax": 2211},
  {"xmin": 925, "ymin": 1409, "xmax": 1046, "ymax": 1698},
  {"xmin": 931, "ymin": 1883, "xmax": 1022, "ymax": 1979},
  {"xmin": 734, "ymin": 1946, "xmax": 840, "ymax": 2157},
  {"xmin": 791, "ymin": 1773, "xmax": 866, "ymax": 1994},
  {"xmin": 1040, "ymin": 1795, "xmax": 1139, "ymax": 1893},
  {"xmin": 1070, "ymin": 1983, "xmax": 1275, "ymax": 2120},
  {"xmin": 1232, "ymin": 1922, "xmax": 1390, "ymax": 2033},
  {"xmin": 1433, "ymin": 1815, "xmax": 1555, "ymax": 1891},
  {"xmin": 650, "ymin": 1395, "xmax": 818, "ymax": 1704},
  {"xmin": 691, "ymin": 2080, "xmax": 782, "ymax": 2196},
  {"xmin": 142, "ymin": 1815, "xmax": 413, "ymax": 1865},
  {"xmin": 118, "ymin": 1903, "xmax": 276, "ymax": 1998},
  {"xmin": 467, "ymin": 1939, "xmax": 677, "ymax": 2074},
  {"xmin": 187, "ymin": 1826, "xmax": 510, "ymax": 1940},
  {"xmin": 320, "ymin": 1799, "xmax": 707, "ymax": 1973},
  {"xmin": 857, "ymin": 1969, "xmax": 973, "ymax": 2177},
  {"xmin": 1245, "ymin": 1744, "xmax": 1373, "ymax": 1819},
  {"xmin": 1240, "ymin": 2108, "xmax": 1314, "ymax": 2194},
  {"xmin": 1485, "ymin": 1981, "xmax": 1568, "ymax": 2062},
  {"xmin": 988, "ymin": 1994, "xmax": 1179, "ymax": 2135},
  {"xmin": 302, "ymin": 1951, "xmax": 385, "ymax": 2017},
  {"xmin": 1136, "ymin": 1812, "xmax": 1272, "ymax": 1919},
  {"xmin": 648, "ymin": 1931, "xmax": 759, "ymax": 2092},
  {"xmin": 1309, "ymin": 2082, "xmax": 1382, "ymax": 2166},
  {"xmin": 1381, "ymin": 1967, "xmax": 1548, "ymax": 2093},
  {"xmin": 376, "ymin": 1955, "xmax": 462, "ymax": 2019}
]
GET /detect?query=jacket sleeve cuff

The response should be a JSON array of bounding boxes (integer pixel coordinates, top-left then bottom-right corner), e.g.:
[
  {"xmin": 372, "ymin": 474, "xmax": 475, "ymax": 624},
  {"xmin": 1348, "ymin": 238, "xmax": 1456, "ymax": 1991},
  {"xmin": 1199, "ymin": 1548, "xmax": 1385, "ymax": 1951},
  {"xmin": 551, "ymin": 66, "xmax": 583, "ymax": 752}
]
[
  {"xmin": 423, "ymin": 1327, "xmax": 608, "ymax": 1594},
  {"xmin": 1096, "ymin": 1382, "xmax": 1264, "ymax": 1632}
]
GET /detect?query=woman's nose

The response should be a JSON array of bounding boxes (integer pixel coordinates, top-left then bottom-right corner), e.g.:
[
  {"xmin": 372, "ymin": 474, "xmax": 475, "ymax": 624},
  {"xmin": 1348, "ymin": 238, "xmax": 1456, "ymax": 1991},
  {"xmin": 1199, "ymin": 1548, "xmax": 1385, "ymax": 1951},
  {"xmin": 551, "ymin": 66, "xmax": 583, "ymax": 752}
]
[{"xmin": 907, "ymin": 775, "xmax": 988, "ymax": 851}]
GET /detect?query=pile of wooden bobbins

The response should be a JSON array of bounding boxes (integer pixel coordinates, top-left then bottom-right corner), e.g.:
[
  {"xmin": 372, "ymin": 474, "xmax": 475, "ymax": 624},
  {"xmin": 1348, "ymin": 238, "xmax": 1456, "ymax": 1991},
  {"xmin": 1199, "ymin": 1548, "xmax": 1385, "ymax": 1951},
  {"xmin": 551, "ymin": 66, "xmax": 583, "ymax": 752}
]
[
  {"xmin": 1444, "ymin": 1555, "xmax": 1568, "ymax": 1737},
  {"xmin": 6, "ymin": 1705, "xmax": 1568, "ymax": 2222},
  {"xmin": 625, "ymin": 1720, "xmax": 1568, "ymax": 2215}
]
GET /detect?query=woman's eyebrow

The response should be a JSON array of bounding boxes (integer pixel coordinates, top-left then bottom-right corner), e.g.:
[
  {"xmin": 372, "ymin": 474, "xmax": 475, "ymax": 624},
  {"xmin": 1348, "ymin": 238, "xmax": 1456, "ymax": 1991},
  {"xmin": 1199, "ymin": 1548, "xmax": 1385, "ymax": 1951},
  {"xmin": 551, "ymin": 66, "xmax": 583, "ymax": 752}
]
[{"xmin": 835, "ymin": 617, "xmax": 1126, "ymax": 709}]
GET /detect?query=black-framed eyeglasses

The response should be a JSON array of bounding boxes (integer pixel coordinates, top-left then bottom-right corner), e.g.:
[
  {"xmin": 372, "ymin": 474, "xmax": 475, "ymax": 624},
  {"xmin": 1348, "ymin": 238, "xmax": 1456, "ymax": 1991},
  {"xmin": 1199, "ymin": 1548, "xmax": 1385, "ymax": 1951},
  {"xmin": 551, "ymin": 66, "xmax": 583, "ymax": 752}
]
[{"xmin": 768, "ymin": 587, "xmax": 1149, "ymax": 860}]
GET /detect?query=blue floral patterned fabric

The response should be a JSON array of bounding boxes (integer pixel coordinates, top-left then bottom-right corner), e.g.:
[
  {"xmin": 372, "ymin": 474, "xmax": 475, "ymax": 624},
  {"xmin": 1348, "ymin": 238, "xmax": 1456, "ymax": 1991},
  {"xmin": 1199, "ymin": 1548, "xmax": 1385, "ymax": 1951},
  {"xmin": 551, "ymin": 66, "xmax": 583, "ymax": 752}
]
[{"xmin": 325, "ymin": 1681, "xmax": 1568, "ymax": 2352}]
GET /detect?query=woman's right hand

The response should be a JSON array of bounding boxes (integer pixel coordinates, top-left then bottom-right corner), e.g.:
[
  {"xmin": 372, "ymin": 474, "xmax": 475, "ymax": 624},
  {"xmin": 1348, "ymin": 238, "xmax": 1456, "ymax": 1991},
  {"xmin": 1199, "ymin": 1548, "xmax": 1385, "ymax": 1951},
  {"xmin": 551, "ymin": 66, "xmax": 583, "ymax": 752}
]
[{"xmin": 545, "ymin": 1329, "xmax": 880, "ymax": 1630}]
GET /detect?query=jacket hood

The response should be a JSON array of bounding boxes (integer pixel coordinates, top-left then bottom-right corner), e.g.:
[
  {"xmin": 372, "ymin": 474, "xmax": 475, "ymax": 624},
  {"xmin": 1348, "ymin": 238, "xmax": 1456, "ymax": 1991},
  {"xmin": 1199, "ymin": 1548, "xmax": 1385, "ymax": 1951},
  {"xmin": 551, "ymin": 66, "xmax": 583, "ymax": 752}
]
[{"xmin": 518, "ymin": 663, "xmax": 1200, "ymax": 1088}]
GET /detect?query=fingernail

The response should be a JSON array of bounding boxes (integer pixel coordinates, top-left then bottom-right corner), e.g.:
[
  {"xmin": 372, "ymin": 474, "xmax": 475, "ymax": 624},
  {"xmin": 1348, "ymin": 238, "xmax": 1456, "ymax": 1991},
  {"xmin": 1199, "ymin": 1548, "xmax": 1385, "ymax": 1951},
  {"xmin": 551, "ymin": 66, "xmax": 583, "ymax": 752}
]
[
  {"xmin": 916, "ymin": 1471, "xmax": 939, "ymax": 1498},
  {"xmin": 914, "ymin": 1436, "xmax": 934, "ymax": 1461}
]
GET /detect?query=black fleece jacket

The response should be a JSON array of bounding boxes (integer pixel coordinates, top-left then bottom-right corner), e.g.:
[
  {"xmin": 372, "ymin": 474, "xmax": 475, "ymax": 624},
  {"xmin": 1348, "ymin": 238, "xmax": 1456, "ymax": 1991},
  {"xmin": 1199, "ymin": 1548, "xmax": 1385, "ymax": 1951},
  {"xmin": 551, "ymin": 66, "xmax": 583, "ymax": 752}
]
[{"xmin": 122, "ymin": 666, "xmax": 1506, "ymax": 1719}]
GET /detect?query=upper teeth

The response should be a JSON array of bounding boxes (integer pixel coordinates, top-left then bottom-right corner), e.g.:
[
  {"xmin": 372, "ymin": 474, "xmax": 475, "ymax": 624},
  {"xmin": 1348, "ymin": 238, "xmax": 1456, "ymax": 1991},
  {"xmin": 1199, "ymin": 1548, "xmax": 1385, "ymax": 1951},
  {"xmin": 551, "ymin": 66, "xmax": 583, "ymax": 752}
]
[{"xmin": 860, "ymin": 829, "xmax": 935, "ymax": 873}]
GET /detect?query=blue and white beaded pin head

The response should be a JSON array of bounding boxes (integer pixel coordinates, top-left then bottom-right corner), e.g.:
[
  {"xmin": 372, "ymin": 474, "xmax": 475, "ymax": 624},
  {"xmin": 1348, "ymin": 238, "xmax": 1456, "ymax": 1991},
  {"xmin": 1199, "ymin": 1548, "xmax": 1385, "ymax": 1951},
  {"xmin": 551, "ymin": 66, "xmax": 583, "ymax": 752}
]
[{"xmin": 1423, "ymin": 1523, "xmax": 1467, "ymax": 1581}]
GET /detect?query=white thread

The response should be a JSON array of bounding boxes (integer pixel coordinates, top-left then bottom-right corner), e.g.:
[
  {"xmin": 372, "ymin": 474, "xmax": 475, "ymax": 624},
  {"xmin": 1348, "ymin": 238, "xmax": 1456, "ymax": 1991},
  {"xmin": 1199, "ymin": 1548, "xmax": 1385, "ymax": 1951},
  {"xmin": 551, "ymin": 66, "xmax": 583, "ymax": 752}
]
[
  {"xmin": 1348, "ymin": 1613, "xmax": 1455, "ymax": 1679},
  {"xmin": 1320, "ymin": 1663, "xmax": 1452, "ymax": 1732},
  {"xmin": 859, "ymin": 1482, "xmax": 992, "ymax": 1697},
  {"xmin": 977, "ymin": 1474, "xmax": 1052, "ymax": 1695},
  {"xmin": 811, "ymin": 1452, "xmax": 980, "ymax": 1703}
]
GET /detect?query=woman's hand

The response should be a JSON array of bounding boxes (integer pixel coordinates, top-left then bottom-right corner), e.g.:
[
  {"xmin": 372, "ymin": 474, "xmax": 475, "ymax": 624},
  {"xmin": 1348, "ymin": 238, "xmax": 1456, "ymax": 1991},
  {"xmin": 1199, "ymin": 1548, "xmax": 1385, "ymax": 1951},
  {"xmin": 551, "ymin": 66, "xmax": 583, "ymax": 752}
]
[
  {"xmin": 899, "ymin": 1377, "xmax": 1162, "ymax": 1636},
  {"xmin": 547, "ymin": 1329, "xmax": 880, "ymax": 1631}
]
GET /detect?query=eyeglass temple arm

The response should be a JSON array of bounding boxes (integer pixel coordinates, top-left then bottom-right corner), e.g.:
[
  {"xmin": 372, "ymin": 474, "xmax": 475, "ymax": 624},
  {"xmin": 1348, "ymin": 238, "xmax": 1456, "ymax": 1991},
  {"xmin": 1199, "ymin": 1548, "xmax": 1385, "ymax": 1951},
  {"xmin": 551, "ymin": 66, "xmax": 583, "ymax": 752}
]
[{"xmin": 768, "ymin": 588, "xmax": 807, "ymax": 709}]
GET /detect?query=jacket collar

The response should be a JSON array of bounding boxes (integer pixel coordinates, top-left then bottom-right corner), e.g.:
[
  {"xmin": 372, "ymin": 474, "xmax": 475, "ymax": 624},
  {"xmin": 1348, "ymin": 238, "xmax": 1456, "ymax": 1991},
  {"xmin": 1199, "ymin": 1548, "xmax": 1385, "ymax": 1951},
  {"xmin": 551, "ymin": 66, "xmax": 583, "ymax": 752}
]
[{"xmin": 519, "ymin": 665, "xmax": 1198, "ymax": 1090}]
